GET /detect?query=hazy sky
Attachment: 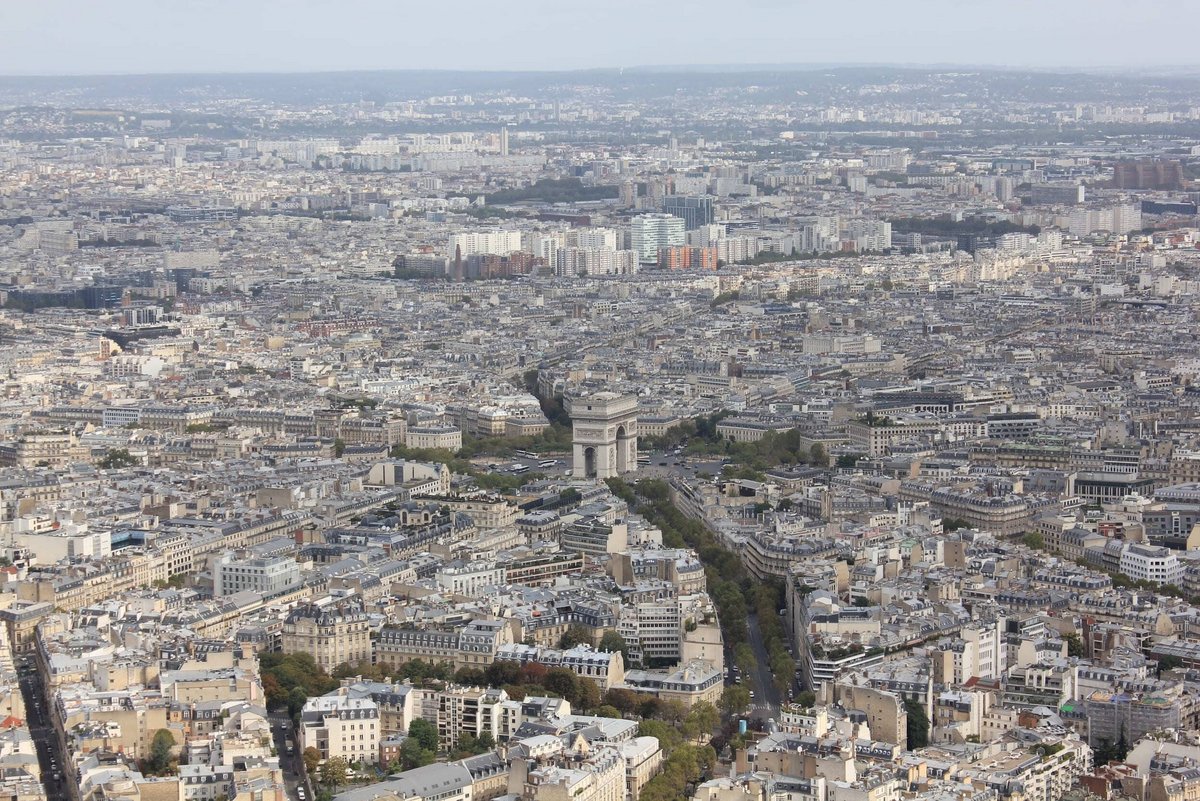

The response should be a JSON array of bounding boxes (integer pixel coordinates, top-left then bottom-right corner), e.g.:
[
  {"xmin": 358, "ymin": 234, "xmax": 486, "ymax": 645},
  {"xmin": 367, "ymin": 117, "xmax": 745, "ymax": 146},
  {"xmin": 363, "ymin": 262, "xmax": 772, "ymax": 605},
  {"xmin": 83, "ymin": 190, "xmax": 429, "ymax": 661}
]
[{"xmin": 0, "ymin": 0, "xmax": 1193, "ymax": 75}]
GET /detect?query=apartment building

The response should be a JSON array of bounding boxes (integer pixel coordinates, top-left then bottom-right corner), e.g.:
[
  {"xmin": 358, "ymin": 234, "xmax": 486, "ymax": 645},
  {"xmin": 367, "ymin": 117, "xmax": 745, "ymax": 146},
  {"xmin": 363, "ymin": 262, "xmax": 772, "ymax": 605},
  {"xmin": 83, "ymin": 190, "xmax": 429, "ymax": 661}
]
[
  {"xmin": 436, "ymin": 561, "xmax": 505, "ymax": 597},
  {"xmin": 929, "ymin": 619, "xmax": 1004, "ymax": 685},
  {"xmin": 212, "ymin": 550, "xmax": 301, "ymax": 597},
  {"xmin": 1118, "ymin": 543, "xmax": 1184, "ymax": 585},
  {"xmin": 607, "ymin": 738, "xmax": 659, "ymax": 800},
  {"xmin": 618, "ymin": 659, "xmax": 723, "ymax": 708},
  {"xmin": 429, "ymin": 685, "xmax": 507, "ymax": 751},
  {"xmin": 405, "ymin": 426, "xmax": 462, "ymax": 451},
  {"xmin": 299, "ymin": 695, "xmax": 381, "ymax": 765},
  {"xmin": 1083, "ymin": 688, "xmax": 1181, "ymax": 749},
  {"xmin": 494, "ymin": 644, "xmax": 625, "ymax": 692},
  {"xmin": 560, "ymin": 518, "xmax": 628, "ymax": 556},
  {"xmin": 335, "ymin": 762, "xmax": 473, "ymax": 801},
  {"xmin": 1002, "ymin": 663, "xmax": 1076, "ymax": 709},
  {"xmin": 441, "ymin": 498, "xmax": 519, "ymax": 529},
  {"xmin": 954, "ymin": 733, "xmax": 1091, "ymax": 801},
  {"xmin": 510, "ymin": 742, "xmax": 625, "ymax": 801},
  {"xmin": 282, "ymin": 601, "xmax": 372, "ymax": 673},
  {"xmin": 630, "ymin": 214, "xmax": 685, "ymax": 264},
  {"xmin": 658, "ymin": 246, "xmax": 718, "ymax": 271},
  {"xmin": 610, "ymin": 548, "xmax": 706, "ymax": 594},
  {"xmin": 501, "ymin": 551, "xmax": 583, "ymax": 587},
  {"xmin": 375, "ymin": 619, "xmax": 514, "ymax": 672}
]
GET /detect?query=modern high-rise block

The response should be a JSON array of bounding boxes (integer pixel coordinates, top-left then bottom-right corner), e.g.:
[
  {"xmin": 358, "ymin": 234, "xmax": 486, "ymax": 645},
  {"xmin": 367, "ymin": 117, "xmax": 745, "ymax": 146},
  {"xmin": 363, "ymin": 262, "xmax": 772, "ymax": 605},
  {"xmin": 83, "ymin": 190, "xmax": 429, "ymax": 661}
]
[
  {"xmin": 1113, "ymin": 158, "xmax": 1183, "ymax": 190},
  {"xmin": 845, "ymin": 219, "xmax": 893, "ymax": 252},
  {"xmin": 1029, "ymin": 183, "xmax": 1085, "ymax": 205},
  {"xmin": 658, "ymin": 246, "xmax": 718, "ymax": 271},
  {"xmin": 446, "ymin": 229, "xmax": 523, "ymax": 260},
  {"xmin": 630, "ymin": 214, "xmax": 685, "ymax": 264},
  {"xmin": 662, "ymin": 195, "xmax": 714, "ymax": 230}
]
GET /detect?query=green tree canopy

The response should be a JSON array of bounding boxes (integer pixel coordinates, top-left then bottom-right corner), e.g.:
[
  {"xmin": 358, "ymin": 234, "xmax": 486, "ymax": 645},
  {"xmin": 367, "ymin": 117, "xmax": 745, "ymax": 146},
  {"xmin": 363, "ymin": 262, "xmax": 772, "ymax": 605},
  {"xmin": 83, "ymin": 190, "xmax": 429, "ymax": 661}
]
[
  {"xmin": 598, "ymin": 630, "xmax": 628, "ymax": 658},
  {"xmin": 638, "ymin": 719, "xmax": 683, "ymax": 756},
  {"xmin": 689, "ymin": 701, "xmax": 719, "ymax": 732},
  {"xmin": 144, "ymin": 728, "xmax": 177, "ymax": 776},
  {"xmin": 400, "ymin": 738, "xmax": 436, "ymax": 770},
  {"xmin": 558, "ymin": 624, "xmax": 591, "ymax": 649},
  {"xmin": 720, "ymin": 686, "xmax": 751, "ymax": 717},
  {"xmin": 302, "ymin": 747, "xmax": 321, "ymax": 776},
  {"xmin": 408, "ymin": 718, "xmax": 439, "ymax": 753},
  {"xmin": 904, "ymin": 698, "xmax": 930, "ymax": 749},
  {"xmin": 319, "ymin": 756, "xmax": 348, "ymax": 789},
  {"xmin": 544, "ymin": 667, "xmax": 580, "ymax": 703},
  {"xmin": 99, "ymin": 448, "xmax": 138, "ymax": 469},
  {"xmin": 575, "ymin": 676, "xmax": 601, "ymax": 711},
  {"xmin": 603, "ymin": 688, "xmax": 640, "ymax": 715}
]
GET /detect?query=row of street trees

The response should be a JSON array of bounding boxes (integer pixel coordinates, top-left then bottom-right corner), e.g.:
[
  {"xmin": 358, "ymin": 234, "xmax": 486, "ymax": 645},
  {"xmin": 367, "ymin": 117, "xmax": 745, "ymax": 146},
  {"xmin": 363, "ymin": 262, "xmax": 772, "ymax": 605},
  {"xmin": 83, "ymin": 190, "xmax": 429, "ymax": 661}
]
[{"xmin": 609, "ymin": 477, "xmax": 797, "ymax": 698}]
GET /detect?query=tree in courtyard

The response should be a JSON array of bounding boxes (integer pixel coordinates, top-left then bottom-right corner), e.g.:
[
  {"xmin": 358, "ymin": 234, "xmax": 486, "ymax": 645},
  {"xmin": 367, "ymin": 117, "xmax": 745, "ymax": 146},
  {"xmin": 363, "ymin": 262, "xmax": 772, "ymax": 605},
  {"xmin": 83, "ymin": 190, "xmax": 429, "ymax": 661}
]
[
  {"xmin": 603, "ymin": 688, "xmax": 639, "ymax": 715},
  {"xmin": 558, "ymin": 624, "xmax": 591, "ymax": 649},
  {"xmin": 689, "ymin": 701, "xmax": 719, "ymax": 734},
  {"xmin": 1022, "ymin": 532, "xmax": 1046, "ymax": 550},
  {"xmin": 408, "ymin": 718, "xmax": 439, "ymax": 753},
  {"xmin": 400, "ymin": 738, "xmax": 435, "ymax": 770},
  {"xmin": 99, "ymin": 448, "xmax": 138, "ymax": 469},
  {"xmin": 144, "ymin": 728, "xmax": 176, "ymax": 776},
  {"xmin": 319, "ymin": 756, "xmax": 348, "ymax": 790},
  {"xmin": 638, "ymin": 719, "xmax": 682, "ymax": 756},
  {"xmin": 598, "ymin": 630, "xmax": 629, "ymax": 658},
  {"xmin": 575, "ymin": 677, "xmax": 601, "ymax": 711},
  {"xmin": 904, "ymin": 699, "xmax": 930, "ymax": 749},
  {"xmin": 544, "ymin": 667, "xmax": 580, "ymax": 703}
]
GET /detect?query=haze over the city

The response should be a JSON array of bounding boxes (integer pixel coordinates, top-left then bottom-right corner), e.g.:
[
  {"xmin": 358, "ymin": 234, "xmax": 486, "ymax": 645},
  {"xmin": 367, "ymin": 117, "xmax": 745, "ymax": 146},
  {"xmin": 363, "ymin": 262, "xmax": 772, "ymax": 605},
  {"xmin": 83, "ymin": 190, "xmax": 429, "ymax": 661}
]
[{"xmin": 1, "ymin": 0, "xmax": 1197, "ymax": 75}]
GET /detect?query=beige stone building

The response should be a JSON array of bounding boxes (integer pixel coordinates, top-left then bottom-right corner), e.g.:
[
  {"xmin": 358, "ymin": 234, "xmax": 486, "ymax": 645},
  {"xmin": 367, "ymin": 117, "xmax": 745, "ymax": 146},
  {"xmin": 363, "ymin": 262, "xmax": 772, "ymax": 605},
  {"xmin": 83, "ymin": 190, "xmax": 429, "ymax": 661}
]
[
  {"xmin": 282, "ymin": 601, "xmax": 372, "ymax": 673},
  {"xmin": 618, "ymin": 659, "xmax": 722, "ymax": 708},
  {"xmin": 617, "ymin": 736, "xmax": 663, "ymax": 801},
  {"xmin": 404, "ymin": 426, "xmax": 462, "ymax": 451},
  {"xmin": 0, "ymin": 430, "xmax": 78, "ymax": 468},
  {"xmin": 509, "ymin": 741, "xmax": 625, "ymax": 801},
  {"xmin": 442, "ymin": 498, "xmax": 519, "ymax": 529},
  {"xmin": 299, "ymin": 694, "xmax": 380, "ymax": 765},
  {"xmin": 374, "ymin": 618, "xmax": 514, "ymax": 673}
]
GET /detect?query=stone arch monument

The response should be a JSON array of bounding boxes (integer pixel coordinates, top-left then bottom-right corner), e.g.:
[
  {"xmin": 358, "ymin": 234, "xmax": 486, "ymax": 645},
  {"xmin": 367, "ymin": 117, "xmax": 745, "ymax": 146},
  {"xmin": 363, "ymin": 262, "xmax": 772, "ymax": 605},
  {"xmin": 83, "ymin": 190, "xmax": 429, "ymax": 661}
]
[{"xmin": 566, "ymin": 392, "xmax": 639, "ymax": 480}]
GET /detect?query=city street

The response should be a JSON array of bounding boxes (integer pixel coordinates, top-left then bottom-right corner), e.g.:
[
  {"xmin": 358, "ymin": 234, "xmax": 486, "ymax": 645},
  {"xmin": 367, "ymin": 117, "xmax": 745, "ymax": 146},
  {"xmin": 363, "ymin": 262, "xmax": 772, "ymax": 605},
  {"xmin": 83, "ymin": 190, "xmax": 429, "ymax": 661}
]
[
  {"xmin": 270, "ymin": 711, "xmax": 309, "ymax": 801},
  {"xmin": 636, "ymin": 450, "xmax": 728, "ymax": 482},
  {"xmin": 745, "ymin": 613, "xmax": 782, "ymax": 722},
  {"xmin": 16, "ymin": 655, "xmax": 70, "ymax": 799}
]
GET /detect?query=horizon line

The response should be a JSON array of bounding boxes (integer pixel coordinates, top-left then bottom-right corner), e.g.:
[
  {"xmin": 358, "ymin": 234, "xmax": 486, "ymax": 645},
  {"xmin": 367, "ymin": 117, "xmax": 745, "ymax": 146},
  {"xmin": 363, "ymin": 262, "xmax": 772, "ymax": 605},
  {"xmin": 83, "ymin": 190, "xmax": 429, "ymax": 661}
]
[{"xmin": 3, "ymin": 61, "xmax": 1200, "ymax": 80}]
